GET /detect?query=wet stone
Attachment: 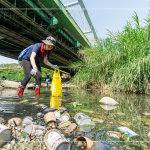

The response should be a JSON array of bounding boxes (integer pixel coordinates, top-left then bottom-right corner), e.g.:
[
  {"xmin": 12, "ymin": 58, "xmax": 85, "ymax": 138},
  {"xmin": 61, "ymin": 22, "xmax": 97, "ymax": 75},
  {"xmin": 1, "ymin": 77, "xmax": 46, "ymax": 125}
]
[
  {"xmin": 10, "ymin": 139, "xmax": 15, "ymax": 145},
  {"xmin": 43, "ymin": 107, "xmax": 58, "ymax": 114}
]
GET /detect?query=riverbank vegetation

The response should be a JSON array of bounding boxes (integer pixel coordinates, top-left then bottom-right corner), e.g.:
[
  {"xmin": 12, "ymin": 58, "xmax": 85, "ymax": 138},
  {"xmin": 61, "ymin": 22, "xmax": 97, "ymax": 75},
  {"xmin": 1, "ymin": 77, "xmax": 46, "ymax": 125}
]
[
  {"xmin": 71, "ymin": 12, "xmax": 150, "ymax": 94},
  {"xmin": 0, "ymin": 63, "xmax": 54, "ymax": 81}
]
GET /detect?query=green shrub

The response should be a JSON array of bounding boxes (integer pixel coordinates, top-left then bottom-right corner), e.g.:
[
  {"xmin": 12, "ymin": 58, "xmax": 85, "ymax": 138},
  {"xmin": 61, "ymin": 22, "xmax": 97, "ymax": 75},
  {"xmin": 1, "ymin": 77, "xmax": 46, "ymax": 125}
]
[{"xmin": 71, "ymin": 11, "xmax": 150, "ymax": 93}]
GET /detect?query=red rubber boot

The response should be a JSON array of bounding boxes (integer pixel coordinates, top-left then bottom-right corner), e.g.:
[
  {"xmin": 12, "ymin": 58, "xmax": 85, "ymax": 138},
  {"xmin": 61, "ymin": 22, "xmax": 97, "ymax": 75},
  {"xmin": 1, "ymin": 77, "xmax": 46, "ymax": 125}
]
[
  {"xmin": 17, "ymin": 88, "xmax": 24, "ymax": 97},
  {"xmin": 35, "ymin": 88, "xmax": 40, "ymax": 96}
]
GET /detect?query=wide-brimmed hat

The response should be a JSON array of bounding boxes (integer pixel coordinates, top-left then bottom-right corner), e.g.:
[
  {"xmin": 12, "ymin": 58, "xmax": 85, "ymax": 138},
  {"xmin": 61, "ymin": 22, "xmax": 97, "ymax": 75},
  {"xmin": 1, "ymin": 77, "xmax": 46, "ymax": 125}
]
[{"xmin": 42, "ymin": 36, "xmax": 56, "ymax": 45}]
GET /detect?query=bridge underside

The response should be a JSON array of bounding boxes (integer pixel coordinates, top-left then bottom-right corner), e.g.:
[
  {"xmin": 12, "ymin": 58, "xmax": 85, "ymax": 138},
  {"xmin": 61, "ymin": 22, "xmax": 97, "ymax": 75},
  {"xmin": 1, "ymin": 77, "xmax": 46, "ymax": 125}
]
[{"xmin": 0, "ymin": 0, "xmax": 85, "ymax": 73}]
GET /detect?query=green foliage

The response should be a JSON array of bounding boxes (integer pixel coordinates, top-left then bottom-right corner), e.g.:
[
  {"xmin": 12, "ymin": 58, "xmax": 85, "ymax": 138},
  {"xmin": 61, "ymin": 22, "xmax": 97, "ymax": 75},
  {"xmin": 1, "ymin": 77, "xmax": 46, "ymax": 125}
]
[
  {"xmin": 71, "ymin": 11, "xmax": 150, "ymax": 93},
  {"xmin": 41, "ymin": 67, "xmax": 54, "ymax": 81},
  {"xmin": 0, "ymin": 64, "xmax": 54, "ymax": 81}
]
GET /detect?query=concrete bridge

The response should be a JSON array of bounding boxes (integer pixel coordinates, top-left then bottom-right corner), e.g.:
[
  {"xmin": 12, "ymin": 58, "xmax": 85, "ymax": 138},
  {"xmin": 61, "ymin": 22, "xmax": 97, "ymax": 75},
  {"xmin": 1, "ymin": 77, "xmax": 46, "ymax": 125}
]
[{"xmin": 0, "ymin": 0, "xmax": 91, "ymax": 73}]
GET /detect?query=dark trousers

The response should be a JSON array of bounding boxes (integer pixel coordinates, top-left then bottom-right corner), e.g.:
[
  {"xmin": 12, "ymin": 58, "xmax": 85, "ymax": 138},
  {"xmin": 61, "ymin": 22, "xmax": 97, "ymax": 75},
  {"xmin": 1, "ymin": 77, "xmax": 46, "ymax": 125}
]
[{"xmin": 21, "ymin": 59, "xmax": 41, "ymax": 87}]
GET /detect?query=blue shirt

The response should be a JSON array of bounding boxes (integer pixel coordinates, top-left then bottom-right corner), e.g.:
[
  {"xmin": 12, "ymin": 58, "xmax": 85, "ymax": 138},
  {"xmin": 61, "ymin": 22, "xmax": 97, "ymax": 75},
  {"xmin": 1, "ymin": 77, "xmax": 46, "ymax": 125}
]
[
  {"xmin": 23, "ymin": 43, "xmax": 47, "ymax": 62},
  {"xmin": 46, "ymin": 75, "xmax": 49, "ymax": 79}
]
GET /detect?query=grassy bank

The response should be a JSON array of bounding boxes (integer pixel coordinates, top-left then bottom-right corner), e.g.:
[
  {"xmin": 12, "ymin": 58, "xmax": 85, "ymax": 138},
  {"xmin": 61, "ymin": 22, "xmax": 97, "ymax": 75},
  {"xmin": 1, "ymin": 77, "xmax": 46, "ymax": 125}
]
[
  {"xmin": 0, "ymin": 63, "xmax": 54, "ymax": 82},
  {"xmin": 71, "ymin": 12, "xmax": 150, "ymax": 94}
]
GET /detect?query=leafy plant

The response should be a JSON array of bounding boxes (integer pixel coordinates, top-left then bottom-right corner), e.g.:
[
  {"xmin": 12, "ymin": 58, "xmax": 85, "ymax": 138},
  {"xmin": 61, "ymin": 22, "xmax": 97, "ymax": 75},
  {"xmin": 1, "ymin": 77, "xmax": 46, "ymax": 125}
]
[{"xmin": 70, "ymin": 11, "xmax": 150, "ymax": 94}]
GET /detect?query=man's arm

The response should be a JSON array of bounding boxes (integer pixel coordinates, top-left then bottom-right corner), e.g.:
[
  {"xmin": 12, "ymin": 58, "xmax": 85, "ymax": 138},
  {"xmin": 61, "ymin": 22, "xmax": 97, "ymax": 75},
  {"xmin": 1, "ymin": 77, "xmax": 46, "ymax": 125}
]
[
  {"xmin": 30, "ymin": 52, "xmax": 37, "ymax": 68},
  {"xmin": 43, "ymin": 55, "xmax": 53, "ymax": 67}
]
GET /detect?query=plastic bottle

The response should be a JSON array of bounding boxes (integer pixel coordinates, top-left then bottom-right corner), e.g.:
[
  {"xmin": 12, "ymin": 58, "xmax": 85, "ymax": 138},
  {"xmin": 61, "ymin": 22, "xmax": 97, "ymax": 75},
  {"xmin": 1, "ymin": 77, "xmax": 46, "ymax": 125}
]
[
  {"xmin": 18, "ymin": 100, "xmax": 30, "ymax": 104},
  {"xmin": 107, "ymin": 131, "xmax": 129, "ymax": 141}
]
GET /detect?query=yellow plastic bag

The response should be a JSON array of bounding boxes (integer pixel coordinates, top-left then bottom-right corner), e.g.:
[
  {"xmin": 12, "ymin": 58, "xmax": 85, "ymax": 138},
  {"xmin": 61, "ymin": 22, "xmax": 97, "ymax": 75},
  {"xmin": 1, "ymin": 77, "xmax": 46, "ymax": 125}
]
[{"xmin": 50, "ymin": 70, "xmax": 62, "ymax": 97}]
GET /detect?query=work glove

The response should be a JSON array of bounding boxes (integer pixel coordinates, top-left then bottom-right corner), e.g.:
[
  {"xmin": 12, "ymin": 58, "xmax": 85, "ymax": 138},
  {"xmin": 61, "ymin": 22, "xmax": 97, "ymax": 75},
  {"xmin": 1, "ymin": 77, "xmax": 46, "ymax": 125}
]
[
  {"xmin": 30, "ymin": 67, "xmax": 38, "ymax": 78},
  {"xmin": 51, "ymin": 65, "xmax": 59, "ymax": 70}
]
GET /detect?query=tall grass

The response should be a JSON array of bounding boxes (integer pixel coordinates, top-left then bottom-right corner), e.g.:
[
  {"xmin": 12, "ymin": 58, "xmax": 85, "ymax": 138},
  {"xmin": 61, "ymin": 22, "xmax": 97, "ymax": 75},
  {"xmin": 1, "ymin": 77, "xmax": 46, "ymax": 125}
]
[{"xmin": 71, "ymin": 12, "xmax": 150, "ymax": 93}]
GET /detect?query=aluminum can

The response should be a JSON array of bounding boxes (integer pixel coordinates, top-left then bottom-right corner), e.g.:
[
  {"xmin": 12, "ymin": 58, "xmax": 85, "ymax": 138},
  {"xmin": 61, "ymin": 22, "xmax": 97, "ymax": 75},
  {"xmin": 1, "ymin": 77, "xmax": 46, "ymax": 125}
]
[
  {"xmin": 58, "ymin": 113, "xmax": 70, "ymax": 122},
  {"xmin": 0, "ymin": 124, "xmax": 12, "ymax": 148},
  {"xmin": 54, "ymin": 111, "xmax": 61, "ymax": 119},
  {"xmin": 44, "ymin": 129, "xmax": 70, "ymax": 150},
  {"xmin": 22, "ymin": 116, "xmax": 33, "ymax": 126},
  {"xmin": 74, "ymin": 113, "xmax": 95, "ymax": 126},
  {"xmin": 25, "ymin": 124, "xmax": 46, "ymax": 136},
  {"xmin": 44, "ymin": 112, "xmax": 56, "ymax": 124},
  {"xmin": 65, "ymin": 123, "xmax": 77, "ymax": 136},
  {"xmin": 76, "ymin": 136, "xmax": 93, "ymax": 150}
]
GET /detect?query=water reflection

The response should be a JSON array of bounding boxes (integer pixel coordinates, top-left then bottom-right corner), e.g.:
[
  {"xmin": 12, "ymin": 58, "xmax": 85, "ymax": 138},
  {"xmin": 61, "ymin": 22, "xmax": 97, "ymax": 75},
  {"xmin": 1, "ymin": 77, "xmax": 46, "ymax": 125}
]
[
  {"xmin": 0, "ymin": 87, "xmax": 150, "ymax": 149},
  {"xmin": 0, "ymin": 88, "xmax": 17, "ymax": 96},
  {"xmin": 50, "ymin": 96, "xmax": 62, "ymax": 109},
  {"xmin": 100, "ymin": 104, "xmax": 118, "ymax": 110}
]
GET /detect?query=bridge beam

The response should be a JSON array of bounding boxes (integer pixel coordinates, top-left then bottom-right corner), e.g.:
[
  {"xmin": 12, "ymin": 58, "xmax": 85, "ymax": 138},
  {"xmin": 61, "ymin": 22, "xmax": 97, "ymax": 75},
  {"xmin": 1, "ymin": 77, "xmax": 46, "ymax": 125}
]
[
  {"xmin": 83, "ymin": 30, "xmax": 92, "ymax": 34},
  {"xmin": 64, "ymin": 1, "xmax": 79, "ymax": 8},
  {"xmin": 0, "ymin": 25, "xmax": 71, "ymax": 65},
  {"xmin": 78, "ymin": 0, "xmax": 100, "ymax": 45},
  {"xmin": 21, "ymin": 0, "xmax": 52, "ymax": 25},
  {"xmin": 38, "ymin": 0, "xmax": 91, "ymax": 47},
  {"xmin": 0, "ymin": 0, "xmax": 80, "ymax": 61}
]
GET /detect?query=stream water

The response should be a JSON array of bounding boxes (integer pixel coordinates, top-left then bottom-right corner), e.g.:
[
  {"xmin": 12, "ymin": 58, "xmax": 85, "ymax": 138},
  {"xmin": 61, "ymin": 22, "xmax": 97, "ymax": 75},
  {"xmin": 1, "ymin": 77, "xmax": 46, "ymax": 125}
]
[{"xmin": 0, "ymin": 87, "xmax": 150, "ymax": 150}]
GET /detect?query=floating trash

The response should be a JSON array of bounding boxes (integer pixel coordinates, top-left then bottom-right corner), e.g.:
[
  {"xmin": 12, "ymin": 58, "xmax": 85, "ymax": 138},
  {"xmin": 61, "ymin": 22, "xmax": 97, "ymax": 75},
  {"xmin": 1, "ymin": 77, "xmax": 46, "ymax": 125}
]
[
  {"xmin": 118, "ymin": 126, "xmax": 138, "ymax": 137},
  {"xmin": 100, "ymin": 104, "xmax": 118, "ymax": 110},
  {"xmin": 76, "ymin": 136, "xmax": 93, "ymax": 150},
  {"xmin": 54, "ymin": 111, "xmax": 61, "ymax": 119},
  {"xmin": 0, "ymin": 124, "xmax": 12, "ymax": 148},
  {"xmin": 37, "ymin": 112, "xmax": 42, "ymax": 117},
  {"xmin": 92, "ymin": 118, "xmax": 104, "ymax": 124},
  {"xmin": 58, "ymin": 113, "xmax": 70, "ymax": 122},
  {"xmin": 99, "ymin": 97, "xmax": 119, "ymax": 105},
  {"xmin": 48, "ymin": 122, "xmax": 55, "ymax": 128},
  {"xmin": 79, "ymin": 125, "xmax": 95, "ymax": 133},
  {"xmin": 18, "ymin": 100, "xmax": 30, "ymax": 104},
  {"xmin": 74, "ymin": 113, "xmax": 95, "ymax": 127},
  {"xmin": 37, "ymin": 104, "xmax": 48, "ymax": 110},
  {"xmin": 24, "ymin": 102, "xmax": 39, "ymax": 105},
  {"xmin": 58, "ymin": 107, "xmax": 67, "ymax": 113},
  {"xmin": 142, "ymin": 113, "xmax": 150, "ymax": 116},
  {"xmin": 148, "ymin": 132, "xmax": 150, "ymax": 139},
  {"xmin": 44, "ymin": 112, "xmax": 56, "ymax": 124},
  {"xmin": 44, "ymin": 129, "xmax": 70, "ymax": 150},
  {"xmin": 25, "ymin": 124, "xmax": 46, "ymax": 136},
  {"xmin": 107, "ymin": 131, "xmax": 129, "ymax": 141},
  {"xmin": 43, "ymin": 107, "xmax": 58, "ymax": 114},
  {"xmin": 65, "ymin": 123, "xmax": 77, "ymax": 136},
  {"xmin": 22, "ymin": 116, "xmax": 33, "ymax": 126},
  {"xmin": 58, "ymin": 121, "xmax": 71, "ymax": 129},
  {"xmin": 8, "ymin": 118, "xmax": 22, "ymax": 126}
]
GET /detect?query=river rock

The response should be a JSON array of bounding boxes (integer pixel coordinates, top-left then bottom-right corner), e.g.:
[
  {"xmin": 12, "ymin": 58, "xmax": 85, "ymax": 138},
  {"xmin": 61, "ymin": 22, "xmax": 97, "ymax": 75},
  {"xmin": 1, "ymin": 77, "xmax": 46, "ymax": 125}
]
[{"xmin": 0, "ymin": 80, "xmax": 34, "ymax": 89}]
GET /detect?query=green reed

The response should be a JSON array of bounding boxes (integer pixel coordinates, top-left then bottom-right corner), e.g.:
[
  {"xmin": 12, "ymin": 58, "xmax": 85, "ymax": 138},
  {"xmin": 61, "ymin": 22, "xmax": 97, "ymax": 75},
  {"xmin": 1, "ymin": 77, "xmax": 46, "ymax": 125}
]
[{"xmin": 71, "ymin": 11, "xmax": 150, "ymax": 93}]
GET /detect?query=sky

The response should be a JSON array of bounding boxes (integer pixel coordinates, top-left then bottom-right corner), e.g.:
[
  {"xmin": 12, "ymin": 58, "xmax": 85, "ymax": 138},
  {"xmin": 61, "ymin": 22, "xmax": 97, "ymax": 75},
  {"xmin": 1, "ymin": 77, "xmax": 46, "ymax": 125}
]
[{"xmin": 0, "ymin": 0, "xmax": 150, "ymax": 64}]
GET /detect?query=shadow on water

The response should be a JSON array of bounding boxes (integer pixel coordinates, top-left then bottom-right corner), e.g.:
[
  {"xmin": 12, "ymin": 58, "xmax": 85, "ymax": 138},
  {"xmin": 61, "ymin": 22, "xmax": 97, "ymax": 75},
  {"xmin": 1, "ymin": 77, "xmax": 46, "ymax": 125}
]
[{"xmin": 0, "ymin": 87, "xmax": 150, "ymax": 149}]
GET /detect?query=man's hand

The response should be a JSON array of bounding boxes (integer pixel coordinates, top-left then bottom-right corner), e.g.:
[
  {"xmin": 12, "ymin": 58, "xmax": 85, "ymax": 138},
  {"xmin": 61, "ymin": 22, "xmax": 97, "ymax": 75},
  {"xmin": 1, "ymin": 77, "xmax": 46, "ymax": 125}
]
[
  {"xmin": 30, "ymin": 67, "xmax": 38, "ymax": 78},
  {"xmin": 51, "ymin": 65, "xmax": 59, "ymax": 70}
]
